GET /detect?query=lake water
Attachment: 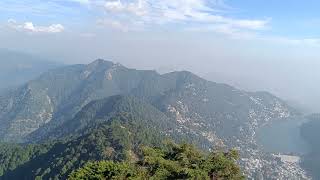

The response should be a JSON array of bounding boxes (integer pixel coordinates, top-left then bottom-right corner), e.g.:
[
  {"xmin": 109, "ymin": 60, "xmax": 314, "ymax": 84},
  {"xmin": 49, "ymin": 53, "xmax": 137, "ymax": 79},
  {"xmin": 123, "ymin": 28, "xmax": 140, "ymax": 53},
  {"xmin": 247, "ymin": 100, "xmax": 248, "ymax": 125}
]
[{"xmin": 257, "ymin": 117, "xmax": 311, "ymax": 155}]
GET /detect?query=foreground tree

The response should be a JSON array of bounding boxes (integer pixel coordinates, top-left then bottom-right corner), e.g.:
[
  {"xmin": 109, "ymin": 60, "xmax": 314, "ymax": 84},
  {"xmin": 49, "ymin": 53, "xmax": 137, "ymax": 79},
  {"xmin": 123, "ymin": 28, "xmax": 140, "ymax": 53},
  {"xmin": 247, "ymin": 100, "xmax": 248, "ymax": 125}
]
[{"xmin": 69, "ymin": 142, "xmax": 244, "ymax": 180}]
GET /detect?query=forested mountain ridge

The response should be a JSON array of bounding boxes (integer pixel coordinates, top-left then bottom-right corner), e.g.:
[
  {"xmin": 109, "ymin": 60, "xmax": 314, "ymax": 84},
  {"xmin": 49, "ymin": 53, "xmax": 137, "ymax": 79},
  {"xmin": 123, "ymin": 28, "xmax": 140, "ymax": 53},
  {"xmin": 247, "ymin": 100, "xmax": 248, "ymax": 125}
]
[
  {"xmin": 68, "ymin": 142, "xmax": 244, "ymax": 180},
  {"xmin": 30, "ymin": 95, "xmax": 178, "ymax": 143},
  {"xmin": 0, "ymin": 59, "xmax": 295, "ymax": 142},
  {"xmin": 0, "ymin": 118, "xmax": 157, "ymax": 179},
  {"xmin": 0, "ymin": 59, "xmax": 170, "ymax": 141},
  {"xmin": 0, "ymin": 95, "xmax": 225, "ymax": 179},
  {"xmin": 0, "ymin": 59, "xmax": 304, "ymax": 179}
]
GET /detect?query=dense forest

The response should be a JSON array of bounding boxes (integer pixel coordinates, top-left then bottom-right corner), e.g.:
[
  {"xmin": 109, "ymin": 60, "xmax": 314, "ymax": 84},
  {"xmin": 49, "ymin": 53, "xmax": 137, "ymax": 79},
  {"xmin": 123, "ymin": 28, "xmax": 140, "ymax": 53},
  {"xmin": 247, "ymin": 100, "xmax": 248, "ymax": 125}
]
[
  {"xmin": 0, "ymin": 107, "xmax": 244, "ymax": 179},
  {"xmin": 0, "ymin": 115, "xmax": 163, "ymax": 179},
  {"xmin": 69, "ymin": 142, "xmax": 244, "ymax": 180}
]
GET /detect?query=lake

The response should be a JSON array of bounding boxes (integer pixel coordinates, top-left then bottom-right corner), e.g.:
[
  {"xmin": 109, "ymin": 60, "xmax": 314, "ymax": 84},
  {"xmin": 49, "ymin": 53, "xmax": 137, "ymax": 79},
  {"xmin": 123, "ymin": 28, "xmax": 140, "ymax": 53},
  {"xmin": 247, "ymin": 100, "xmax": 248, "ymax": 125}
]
[{"xmin": 257, "ymin": 117, "xmax": 311, "ymax": 155}]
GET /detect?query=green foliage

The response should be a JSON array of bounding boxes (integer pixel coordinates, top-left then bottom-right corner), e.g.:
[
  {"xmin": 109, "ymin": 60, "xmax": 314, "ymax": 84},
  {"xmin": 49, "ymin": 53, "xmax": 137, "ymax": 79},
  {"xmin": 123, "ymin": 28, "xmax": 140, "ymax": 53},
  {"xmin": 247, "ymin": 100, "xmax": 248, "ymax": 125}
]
[
  {"xmin": 69, "ymin": 161, "xmax": 142, "ymax": 180},
  {"xmin": 0, "ymin": 142, "xmax": 52, "ymax": 176},
  {"xmin": 0, "ymin": 112, "xmax": 165, "ymax": 180},
  {"xmin": 0, "ymin": 95, "xmax": 243, "ymax": 180},
  {"xmin": 204, "ymin": 149, "xmax": 243, "ymax": 180},
  {"xmin": 69, "ymin": 142, "xmax": 244, "ymax": 180}
]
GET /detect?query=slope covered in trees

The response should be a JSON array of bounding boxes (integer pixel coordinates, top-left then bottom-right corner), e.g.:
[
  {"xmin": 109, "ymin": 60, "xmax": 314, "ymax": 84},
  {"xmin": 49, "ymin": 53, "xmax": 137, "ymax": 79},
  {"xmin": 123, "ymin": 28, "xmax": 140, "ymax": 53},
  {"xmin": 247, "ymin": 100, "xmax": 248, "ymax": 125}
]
[
  {"xmin": 0, "ymin": 59, "xmax": 295, "ymax": 143},
  {"xmin": 0, "ymin": 95, "xmax": 214, "ymax": 179},
  {"xmin": 0, "ymin": 142, "xmax": 52, "ymax": 177},
  {"xmin": 0, "ymin": 59, "xmax": 300, "ymax": 179},
  {"xmin": 0, "ymin": 114, "xmax": 244, "ymax": 179},
  {"xmin": 69, "ymin": 142, "xmax": 244, "ymax": 180},
  {"xmin": 31, "ymin": 95, "xmax": 212, "ymax": 149},
  {"xmin": 0, "ymin": 114, "xmax": 165, "ymax": 179}
]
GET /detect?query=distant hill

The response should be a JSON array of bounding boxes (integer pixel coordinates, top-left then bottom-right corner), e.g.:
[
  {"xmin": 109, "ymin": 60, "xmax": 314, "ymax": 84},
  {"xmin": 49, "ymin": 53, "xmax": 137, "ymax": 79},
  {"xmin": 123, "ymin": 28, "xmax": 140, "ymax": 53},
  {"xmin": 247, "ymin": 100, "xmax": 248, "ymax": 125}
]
[
  {"xmin": 0, "ymin": 96, "xmax": 243, "ymax": 179},
  {"xmin": 0, "ymin": 49, "xmax": 62, "ymax": 92},
  {"xmin": 0, "ymin": 96, "xmax": 173, "ymax": 179},
  {"xmin": 0, "ymin": 59, "xmax": 304, "ymax": 179},
  {"xmin": 0, "ymin": 59, "xmax": 295, "ymax": 143}
]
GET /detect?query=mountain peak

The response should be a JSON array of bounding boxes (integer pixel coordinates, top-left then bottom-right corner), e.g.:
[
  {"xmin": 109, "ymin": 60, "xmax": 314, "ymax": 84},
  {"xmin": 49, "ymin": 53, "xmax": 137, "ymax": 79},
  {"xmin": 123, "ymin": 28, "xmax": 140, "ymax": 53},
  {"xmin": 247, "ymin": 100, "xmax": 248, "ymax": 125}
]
[
  {"xmin": 88, "ymin": 59, "xmax": 114, "ymax": 67},
  {"xmin": 85, "ymin": 59, "xmax": 123, "ymax": 73}
]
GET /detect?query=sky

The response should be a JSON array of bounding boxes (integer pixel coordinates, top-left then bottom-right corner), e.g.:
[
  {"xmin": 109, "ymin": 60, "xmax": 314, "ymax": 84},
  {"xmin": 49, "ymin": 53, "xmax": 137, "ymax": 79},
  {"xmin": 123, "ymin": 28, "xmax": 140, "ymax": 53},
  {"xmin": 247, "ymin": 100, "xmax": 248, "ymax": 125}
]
[{"xmin": 0, "ymin": 0, "xmax": 319, "ymax": 112}]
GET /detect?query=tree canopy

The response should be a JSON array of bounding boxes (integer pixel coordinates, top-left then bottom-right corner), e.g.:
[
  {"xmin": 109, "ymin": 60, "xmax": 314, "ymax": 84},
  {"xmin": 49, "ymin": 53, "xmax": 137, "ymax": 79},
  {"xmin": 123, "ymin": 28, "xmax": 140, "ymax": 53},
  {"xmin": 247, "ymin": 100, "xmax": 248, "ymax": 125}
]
[{"xmin": 69, "ymin": 141, "xmax": 244, "ymax": 180}]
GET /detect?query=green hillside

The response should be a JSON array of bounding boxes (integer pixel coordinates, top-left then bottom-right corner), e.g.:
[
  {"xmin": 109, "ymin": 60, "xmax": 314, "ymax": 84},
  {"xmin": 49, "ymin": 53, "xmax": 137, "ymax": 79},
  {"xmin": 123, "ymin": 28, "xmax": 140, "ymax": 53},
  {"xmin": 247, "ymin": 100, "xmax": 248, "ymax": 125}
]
[{"xmin": 0, "ymin": 95, "xmax": 244, "ymax": 179}]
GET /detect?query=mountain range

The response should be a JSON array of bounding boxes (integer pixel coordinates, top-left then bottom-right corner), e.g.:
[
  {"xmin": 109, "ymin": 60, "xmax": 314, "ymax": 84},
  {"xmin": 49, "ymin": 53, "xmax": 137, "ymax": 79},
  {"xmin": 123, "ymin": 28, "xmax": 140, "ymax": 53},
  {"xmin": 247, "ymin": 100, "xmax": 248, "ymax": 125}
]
[{"xmin": 0, "ymin": 59, "xmax": 309, "ymax": 179}]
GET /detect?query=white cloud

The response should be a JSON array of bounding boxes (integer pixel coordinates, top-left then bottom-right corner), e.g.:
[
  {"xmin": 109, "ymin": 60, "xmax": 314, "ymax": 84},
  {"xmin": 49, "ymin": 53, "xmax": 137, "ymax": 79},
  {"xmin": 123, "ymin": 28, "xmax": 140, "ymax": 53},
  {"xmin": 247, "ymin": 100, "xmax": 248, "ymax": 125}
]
[
  {"xmin": 8, "ymin": 19, "xmax": 64, "ymax": 33},
  {"xmin": 2, "ymin": 0, "xmax": 269, "ymax": 37},
  {"xmin": 104, "ymin": 0, "xmax": 147, "ymax": 16},
  {"xmin": 228, "ymin": 19, "xmax": 270, "ymax": 30},
  {"xmin": 2, "ymin": 0, "xmax": 270, "ymax": 38},
  {"xmin": 100, "ymin": 0, "xmax": 270, "ymax": 33}
]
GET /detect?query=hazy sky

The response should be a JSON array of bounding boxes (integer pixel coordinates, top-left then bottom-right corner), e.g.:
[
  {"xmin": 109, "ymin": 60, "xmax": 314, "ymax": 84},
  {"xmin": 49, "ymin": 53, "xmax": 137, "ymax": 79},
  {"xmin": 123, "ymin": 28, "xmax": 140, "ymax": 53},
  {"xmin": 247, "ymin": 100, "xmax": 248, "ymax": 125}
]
[{"xmin": 0, "ymin": 0, "xmax": 319, "ymax": 112}]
